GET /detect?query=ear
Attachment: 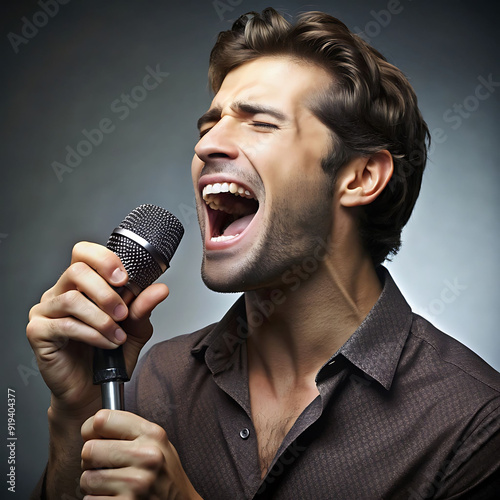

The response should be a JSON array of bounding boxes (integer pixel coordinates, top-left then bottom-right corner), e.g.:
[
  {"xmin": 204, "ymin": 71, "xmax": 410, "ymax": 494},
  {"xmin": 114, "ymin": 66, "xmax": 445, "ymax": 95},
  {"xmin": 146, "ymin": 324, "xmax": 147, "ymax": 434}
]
[{"xmin": 338, "ymin": 150, "xmax": 394, "ymax": 207}]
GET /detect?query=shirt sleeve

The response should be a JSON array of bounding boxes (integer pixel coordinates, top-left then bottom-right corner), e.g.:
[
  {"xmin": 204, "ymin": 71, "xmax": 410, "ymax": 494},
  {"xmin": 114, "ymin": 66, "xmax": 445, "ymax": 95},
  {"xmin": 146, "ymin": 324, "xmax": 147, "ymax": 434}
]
[{"xmin": 434, "ymin": 399, "xmax": 500, "ymax": 499}]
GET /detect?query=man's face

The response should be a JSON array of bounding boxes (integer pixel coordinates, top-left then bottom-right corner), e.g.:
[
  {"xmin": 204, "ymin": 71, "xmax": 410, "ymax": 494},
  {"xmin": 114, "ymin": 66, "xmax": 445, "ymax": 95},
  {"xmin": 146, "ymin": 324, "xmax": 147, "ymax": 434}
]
[{"xmin": 191, "ymin": 56, "xmax": 335, "ymax": 292}]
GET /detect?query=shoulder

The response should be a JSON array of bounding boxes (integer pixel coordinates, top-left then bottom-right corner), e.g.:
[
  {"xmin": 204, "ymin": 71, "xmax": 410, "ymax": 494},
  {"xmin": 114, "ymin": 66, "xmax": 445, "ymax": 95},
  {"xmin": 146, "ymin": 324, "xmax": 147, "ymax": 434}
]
[
  {"xmin": 135, "ymin": 323, "xmax": 216, "ymax": 382},
  {"xmin": 125, "ymin": 324, "xmax": 216, "ymax": 415},
  {"xmin": 408, "ymin": 313, "xmax": 500, "ymax": 395},
  {"xmin": 144, "ymin": 325, "xmax": 214, "ymax": 364},
  {"xmin": 395, "ymin": 314, "xmax": 500, "ymax": 495}
]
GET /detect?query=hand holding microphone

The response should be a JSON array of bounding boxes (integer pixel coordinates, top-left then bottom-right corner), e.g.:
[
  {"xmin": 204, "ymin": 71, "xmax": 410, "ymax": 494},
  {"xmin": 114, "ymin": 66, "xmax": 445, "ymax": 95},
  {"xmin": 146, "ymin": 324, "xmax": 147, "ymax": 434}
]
[
  {"xmin": 94, "ymin": 204, "xmax": 184, "ymax": 410},
  {"xmin": 26, "ymin": 206, "xmax": 202, "ymax": 499},
  {"xmin": 27, "ymin": 204, "xmax": 183, "ymax": 418}
]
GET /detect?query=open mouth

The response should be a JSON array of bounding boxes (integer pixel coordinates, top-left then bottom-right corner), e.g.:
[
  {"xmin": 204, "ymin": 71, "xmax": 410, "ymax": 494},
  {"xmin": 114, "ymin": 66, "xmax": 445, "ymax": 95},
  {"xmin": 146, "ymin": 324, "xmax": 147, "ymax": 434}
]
[{"xmin": 202, "ymin": 181, "xmax": 259, "ymax": 243}]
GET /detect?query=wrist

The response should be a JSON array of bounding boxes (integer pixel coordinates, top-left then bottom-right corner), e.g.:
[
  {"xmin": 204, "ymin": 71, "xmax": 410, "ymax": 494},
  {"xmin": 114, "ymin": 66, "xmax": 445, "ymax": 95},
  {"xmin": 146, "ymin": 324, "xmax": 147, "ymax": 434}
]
[{"xmin": 48, "ymin": 396, "xmax": 101, "ymax": 429}]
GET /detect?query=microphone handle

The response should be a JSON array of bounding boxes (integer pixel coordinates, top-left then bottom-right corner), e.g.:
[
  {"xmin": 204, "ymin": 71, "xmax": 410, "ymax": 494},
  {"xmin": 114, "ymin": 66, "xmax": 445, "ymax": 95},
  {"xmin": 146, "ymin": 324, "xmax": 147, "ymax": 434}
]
[
  {"xmin": 93, "ymin": 286, "xmax": 136, "ymax": 410},
  {"xmin": 93, "ymin": 346, "xmax": 128, "ymax": 410}
]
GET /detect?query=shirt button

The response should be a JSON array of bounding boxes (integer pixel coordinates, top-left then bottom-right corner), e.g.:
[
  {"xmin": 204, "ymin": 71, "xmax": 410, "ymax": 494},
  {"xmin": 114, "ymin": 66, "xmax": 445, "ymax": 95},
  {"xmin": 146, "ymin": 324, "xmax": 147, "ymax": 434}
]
[{"xmin": 239, "ymin": 428, "xmax": 250, "ymax": 439}]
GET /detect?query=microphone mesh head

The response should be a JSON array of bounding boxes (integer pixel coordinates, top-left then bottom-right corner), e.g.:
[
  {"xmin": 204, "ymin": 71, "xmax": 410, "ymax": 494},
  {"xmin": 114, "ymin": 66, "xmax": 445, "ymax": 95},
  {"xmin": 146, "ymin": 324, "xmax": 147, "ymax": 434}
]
[{"xmin": 106, "ymin": 204, "xmax": 184, "ymax": 292}]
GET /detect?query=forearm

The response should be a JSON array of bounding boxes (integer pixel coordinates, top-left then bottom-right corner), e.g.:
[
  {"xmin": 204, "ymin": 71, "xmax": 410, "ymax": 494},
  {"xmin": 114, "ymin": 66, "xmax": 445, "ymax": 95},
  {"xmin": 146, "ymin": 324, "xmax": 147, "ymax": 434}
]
[{"xmin": 45, "ymin": 404, "xmax": 99, "ymax": 500}]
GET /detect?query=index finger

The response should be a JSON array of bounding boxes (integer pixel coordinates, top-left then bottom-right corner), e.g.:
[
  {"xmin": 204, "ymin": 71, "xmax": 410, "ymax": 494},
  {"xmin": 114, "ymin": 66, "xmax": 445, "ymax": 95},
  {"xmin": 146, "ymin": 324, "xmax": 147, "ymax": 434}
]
[
  {"xmin": 82, "ymin": 410, "xmax": 168, "ymax": 443},
  {"xmin": 71, "ymin": 241, "xmax": 128, "ymax": 286}
]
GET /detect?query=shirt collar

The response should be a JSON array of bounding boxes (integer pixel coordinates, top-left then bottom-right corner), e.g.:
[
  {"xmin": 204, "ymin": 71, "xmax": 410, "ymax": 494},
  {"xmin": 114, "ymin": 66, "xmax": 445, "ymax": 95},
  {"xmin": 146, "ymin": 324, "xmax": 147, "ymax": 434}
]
[
  {"xmin": 332, "ymin": 266, "xmax": 413, "ymax": 390},
  {"xmin": 191, "ymin": 266, "xmax": 413, "ymax": 391},
  {"xmin": 191, "ymin": 295, "xmax": 248, "ymax": 374}
]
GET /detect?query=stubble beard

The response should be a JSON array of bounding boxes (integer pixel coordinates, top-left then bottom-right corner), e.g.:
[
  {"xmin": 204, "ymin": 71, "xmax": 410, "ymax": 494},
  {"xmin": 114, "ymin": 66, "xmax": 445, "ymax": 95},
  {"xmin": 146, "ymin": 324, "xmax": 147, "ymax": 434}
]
[{"xmin": 199, "ymin": 181, "xmax": 334, "ymax": 294}]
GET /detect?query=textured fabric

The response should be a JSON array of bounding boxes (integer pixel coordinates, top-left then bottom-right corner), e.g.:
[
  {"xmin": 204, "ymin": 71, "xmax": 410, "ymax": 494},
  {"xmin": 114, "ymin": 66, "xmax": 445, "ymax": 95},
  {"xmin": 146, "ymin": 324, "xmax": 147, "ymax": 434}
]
[{"xmin": 125, "ymin": 267, "xmax": 500, "ymax": 499}]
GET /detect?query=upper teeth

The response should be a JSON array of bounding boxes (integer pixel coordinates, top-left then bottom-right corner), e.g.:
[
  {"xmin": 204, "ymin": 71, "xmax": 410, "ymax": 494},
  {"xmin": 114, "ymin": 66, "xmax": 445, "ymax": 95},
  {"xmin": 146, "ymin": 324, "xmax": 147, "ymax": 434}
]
[{"xmin": 202, "ymin": 182, "xmax": 253, "ymax": 201}]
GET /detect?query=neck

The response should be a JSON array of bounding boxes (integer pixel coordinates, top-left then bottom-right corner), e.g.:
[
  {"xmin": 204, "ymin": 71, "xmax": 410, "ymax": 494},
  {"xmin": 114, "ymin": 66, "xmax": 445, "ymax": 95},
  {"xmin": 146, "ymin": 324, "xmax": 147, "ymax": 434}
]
[{"xmin": 245, "ymin": 249, "xmax": 382, "ymax": 386}]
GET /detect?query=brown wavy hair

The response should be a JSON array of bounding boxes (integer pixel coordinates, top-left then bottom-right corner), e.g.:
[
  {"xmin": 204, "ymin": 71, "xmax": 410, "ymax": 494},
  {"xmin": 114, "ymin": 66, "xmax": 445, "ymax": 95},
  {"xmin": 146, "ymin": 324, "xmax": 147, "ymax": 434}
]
[{"xmin": 208, "ymin": 8, "xmax": 430, "ymax": 266}]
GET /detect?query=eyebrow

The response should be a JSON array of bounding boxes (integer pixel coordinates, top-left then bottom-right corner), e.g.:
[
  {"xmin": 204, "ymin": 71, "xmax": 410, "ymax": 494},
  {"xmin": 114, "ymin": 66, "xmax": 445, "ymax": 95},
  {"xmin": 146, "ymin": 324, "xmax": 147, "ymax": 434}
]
[{"xmin": 197, "ymin": 101, "xmax": 289, "ymax": 131}]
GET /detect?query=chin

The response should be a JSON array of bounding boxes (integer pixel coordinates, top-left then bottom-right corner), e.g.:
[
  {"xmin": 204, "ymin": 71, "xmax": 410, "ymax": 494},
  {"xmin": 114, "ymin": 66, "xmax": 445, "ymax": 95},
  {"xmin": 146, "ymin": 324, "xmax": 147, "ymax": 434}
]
[{"xmin": 201, "ymin": 271, "xmax": 245, "ymax": 294}]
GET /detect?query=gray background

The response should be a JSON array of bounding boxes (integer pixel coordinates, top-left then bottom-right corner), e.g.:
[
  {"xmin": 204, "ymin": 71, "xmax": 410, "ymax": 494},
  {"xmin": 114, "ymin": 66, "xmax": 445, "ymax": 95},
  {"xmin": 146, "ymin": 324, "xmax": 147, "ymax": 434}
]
[{"xmin": 1, "ymin": 0, "xmax": 499, "ymax": 496}]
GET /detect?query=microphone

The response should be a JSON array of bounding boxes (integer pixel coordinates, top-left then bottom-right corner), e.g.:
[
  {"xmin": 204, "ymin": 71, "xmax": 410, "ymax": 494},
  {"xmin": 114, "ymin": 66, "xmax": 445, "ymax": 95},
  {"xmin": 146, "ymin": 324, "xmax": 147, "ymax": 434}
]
[{"xmin": 93, "ymin": 204, "xmax": 184, "ymax": 410}]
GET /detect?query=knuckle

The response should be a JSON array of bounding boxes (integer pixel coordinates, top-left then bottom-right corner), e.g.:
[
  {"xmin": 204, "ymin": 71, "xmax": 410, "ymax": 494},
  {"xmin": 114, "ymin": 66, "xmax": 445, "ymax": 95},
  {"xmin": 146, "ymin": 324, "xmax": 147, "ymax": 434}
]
[
  {"xmin": 126, "ymin": 469, "xmax": 155, "ymax": 495},
  {"xmin": 138, "ymin": 445, "xmax": 164, "ymax": 469},
  {"xmin": 27, "ymin": 303, "xmax": 38, "ymax": 322},
  {"xmin": 99, "ymin": 314, "xmax": 116, "ymax": 333},
  {"xmin": 72, "ymin": 241, "xmax": 88, "ymax": 258},
  {"xmin": 93, "ymin": 409, "xmax": 111, "ymax": 429},
  {"xmin": 81, "ymin": 469, "xmax": 104, "ymax": 491},
  {"xmin": 146, "ymin": 423, "xmax": 168, "ymax": 444},
  {"xmin": 56, "ymin": 317, "xmax": 76, "ymax": 338},
  {"xmin": 68, "ymin": 261, "xmax": 89, "ymax": 281},
  {"xmin": 97, "ymin": 289, "xmax": 118, "ymax": 311},
  {"xmin": 40, "ymin": 287, "xmax": 54, "ymax": 302},
  {"xmin": 25, "ymin": 316, "xmax": 39, "ymax": 341},
  {"xmin": 58, "ymin": 289, "xmax": 81, "ymax": 309}
]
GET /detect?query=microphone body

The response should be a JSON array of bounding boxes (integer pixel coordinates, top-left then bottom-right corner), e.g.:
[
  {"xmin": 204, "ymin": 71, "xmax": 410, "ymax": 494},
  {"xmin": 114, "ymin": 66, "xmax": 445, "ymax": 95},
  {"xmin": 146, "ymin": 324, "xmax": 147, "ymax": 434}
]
[{"xmin": 93, "ymin": 204, "xmax": 184, "ymax": 410}]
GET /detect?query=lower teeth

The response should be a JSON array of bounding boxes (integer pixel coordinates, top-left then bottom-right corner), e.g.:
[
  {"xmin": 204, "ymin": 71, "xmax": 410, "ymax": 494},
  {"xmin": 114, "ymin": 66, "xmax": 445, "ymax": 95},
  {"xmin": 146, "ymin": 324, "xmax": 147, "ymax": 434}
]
[{"xmin": 211, "ymin": 234, "xmax": 239, "ymax": 242}]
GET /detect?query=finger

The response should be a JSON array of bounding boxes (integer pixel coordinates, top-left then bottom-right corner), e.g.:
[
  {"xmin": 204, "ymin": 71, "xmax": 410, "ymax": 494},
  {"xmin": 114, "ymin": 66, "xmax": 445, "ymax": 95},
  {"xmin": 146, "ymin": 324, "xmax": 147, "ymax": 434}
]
[
  {"xmin": 121, "ymin": 284, "xmax": 169, "ymax": 342},
  {"xmin": 48, "ymin": 262, "xmax": 129, "ymax": 322},
  {"xmin": 81, "ymin": 438, "xmax": 164, "ymax": 471},
  {"xmin": 43, "ymin": 242, "xmax": 128, "ymax": 303},
  {"xmin": 31, "ymin": 290, "xmax": 126, "ymax": 346},
  {"xmin": 128, "ymin": 283, "xmax": 169, "ymax": 323},
  {"xmin": 81, "ymin": 466, "xmax": 156, "ymax": 498},
  {"xmin": 82, "ymin": 410, "xmax": 168, "ymax": 443},
  {"xmin": 27, "ymin": 315, "xmax": 122, "ymax": 351},
  {"xmin": 71, "ymin": 241, "xmax": 129, "ymax": 286}
]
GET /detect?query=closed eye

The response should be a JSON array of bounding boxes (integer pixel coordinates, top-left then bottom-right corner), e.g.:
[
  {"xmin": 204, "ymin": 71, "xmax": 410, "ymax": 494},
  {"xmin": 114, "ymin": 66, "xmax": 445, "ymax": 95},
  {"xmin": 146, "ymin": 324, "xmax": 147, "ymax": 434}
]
[{"xmin": 252, "ymin": 122, "xmax": 279, "ymax": 130}]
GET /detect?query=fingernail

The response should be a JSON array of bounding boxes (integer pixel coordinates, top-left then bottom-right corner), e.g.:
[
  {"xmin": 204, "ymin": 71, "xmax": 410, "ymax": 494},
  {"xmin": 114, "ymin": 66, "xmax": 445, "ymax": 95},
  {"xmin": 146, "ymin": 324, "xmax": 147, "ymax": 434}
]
[
  {"xmin": 111, "ymin": 268, "xmax": 127, "ymax": 284},
  {"xmin": 115, "ymin": 328, "xmax": 126, "ymax": 343},
  {"xmin": 114, "ymin": 304, "xmax": 127, "ymax": 320}
]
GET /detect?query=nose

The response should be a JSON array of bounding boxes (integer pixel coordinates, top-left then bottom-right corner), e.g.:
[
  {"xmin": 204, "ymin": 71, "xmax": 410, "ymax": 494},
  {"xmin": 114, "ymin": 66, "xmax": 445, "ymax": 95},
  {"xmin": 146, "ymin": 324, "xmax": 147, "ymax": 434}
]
[{"xmin": 194, "ymin": 118, "xmax": 239, "ymax": 163}]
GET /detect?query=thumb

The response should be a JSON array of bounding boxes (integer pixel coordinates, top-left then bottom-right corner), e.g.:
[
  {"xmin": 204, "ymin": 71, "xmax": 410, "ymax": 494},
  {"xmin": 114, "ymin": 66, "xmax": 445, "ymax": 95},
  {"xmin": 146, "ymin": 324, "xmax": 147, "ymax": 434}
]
[
  {"xmin": 121, "ymin": 282, "xmax": 169, "ymax": 362},
  {"xmin": 128, "ymin": 283, "xmax": 170, "ymax": 327}
]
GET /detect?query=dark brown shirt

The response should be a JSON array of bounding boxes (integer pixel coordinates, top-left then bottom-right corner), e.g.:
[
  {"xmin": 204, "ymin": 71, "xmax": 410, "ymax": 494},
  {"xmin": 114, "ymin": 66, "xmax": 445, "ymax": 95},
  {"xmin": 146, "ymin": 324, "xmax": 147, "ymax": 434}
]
[
  {"xmin": 30, "ymin": 267, "xmax": 500, "ymax": 499},
  {"xmin": 31, "ymin": 268, "xmax": 500, "ymax": 500},
  {"xmin": 126, "ymin": 268, "xmax": 500, "ymax": 499}
]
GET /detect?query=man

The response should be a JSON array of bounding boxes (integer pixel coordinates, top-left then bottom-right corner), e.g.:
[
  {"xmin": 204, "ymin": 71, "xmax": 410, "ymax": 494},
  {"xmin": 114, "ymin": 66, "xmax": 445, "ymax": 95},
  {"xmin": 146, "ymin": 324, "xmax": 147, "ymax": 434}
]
[{"xmin": 28, "ymin": 8, "xmax": 499, "ymax": 499}]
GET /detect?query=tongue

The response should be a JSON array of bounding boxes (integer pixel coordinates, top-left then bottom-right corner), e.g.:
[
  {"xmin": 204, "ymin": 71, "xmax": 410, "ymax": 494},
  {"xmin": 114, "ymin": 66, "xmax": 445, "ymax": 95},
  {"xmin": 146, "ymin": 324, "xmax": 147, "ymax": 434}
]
[{"xmin": 222, "ymin": 214, "xmax": 255, "ymax": 237}]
